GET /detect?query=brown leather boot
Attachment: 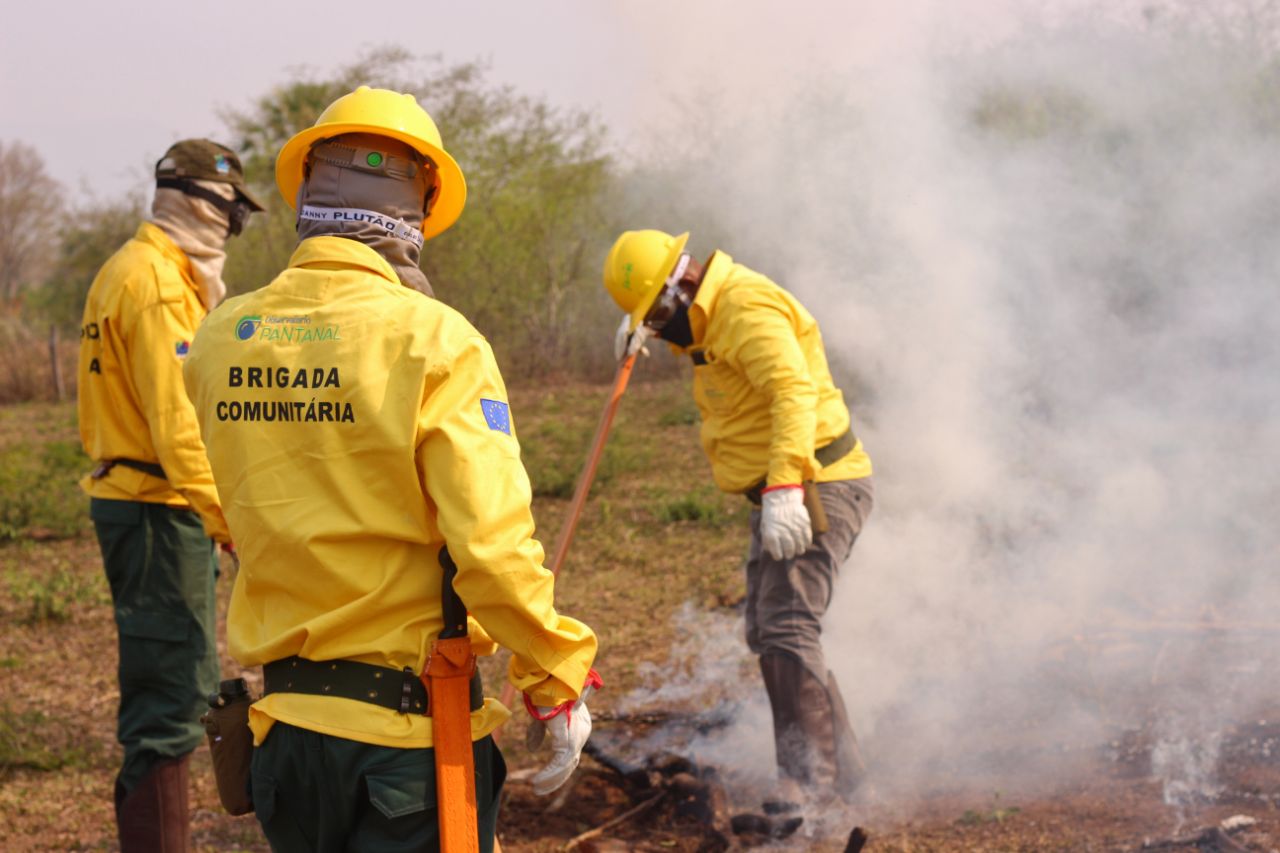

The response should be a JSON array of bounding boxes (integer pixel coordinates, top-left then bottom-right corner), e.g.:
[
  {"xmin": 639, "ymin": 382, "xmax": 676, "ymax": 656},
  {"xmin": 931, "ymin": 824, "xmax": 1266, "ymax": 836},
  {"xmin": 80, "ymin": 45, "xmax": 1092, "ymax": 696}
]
[
  {"xmin": 116, "ymin": 754, "xmax": 192, "ymax": 852},
  {"xmin": 759, "ymin": 653, "xmax": 825, "ymax": 805},
  {"xmin": 826, "ymin": 670, "xmax": 867, "ymax": 798},
  {"xmin": 760, "ymin": 654, "xmax": 864, "ymax": 807}
]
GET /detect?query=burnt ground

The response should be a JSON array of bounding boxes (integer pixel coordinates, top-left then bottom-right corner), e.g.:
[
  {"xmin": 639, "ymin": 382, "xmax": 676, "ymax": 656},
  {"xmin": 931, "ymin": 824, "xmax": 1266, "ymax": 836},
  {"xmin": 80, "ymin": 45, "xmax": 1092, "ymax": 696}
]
[{"xmin": 484, "ymin": 709, "xmax": 1280, "ymax": 852}]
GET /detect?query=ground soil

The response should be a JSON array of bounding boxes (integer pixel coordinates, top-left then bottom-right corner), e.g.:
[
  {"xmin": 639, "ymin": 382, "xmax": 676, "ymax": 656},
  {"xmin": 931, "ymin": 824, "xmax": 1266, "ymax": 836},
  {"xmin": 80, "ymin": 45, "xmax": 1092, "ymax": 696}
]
[{"xmin": 2, "ymin": 383, "xmax": 1277, "ymax": 851}]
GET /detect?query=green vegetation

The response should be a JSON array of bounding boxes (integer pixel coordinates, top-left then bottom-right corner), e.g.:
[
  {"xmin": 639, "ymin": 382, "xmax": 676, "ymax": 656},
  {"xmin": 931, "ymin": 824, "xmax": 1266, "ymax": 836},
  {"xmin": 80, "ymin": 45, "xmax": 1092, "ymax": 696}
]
[
  {"xmin": 0, "ymin": 705, "xmax": 99, "ymax": 775},
  {"xmin": 520, "ymin": 412, "xmax": 651, "ymax": 498},
  {"xmin": 656, "ymin": 485, "xmax": 735, "ymax": 525},
  {"xmin": 4, "ymin": 558, "xmax": 106, "ymax": 624},
  {"xmin": 0, "ymin": 438, "xmax": 89, "ymax": 541},
  {"xmin": 657, "ymin": 399, "xmax": 699, "ymax": 427},
  {"xmin": 24, "ymin": 195, "xmax": 145, "ymax": 330}
]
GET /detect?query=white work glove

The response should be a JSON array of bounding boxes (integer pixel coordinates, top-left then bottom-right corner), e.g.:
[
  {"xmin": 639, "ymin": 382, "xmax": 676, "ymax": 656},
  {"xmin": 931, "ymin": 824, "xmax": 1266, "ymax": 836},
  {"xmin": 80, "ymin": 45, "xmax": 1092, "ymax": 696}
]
[
  {"xmin": 613, "ymin": 315, "xmax": 651, "ymax": 361},
  {"xmin": 760, "ymin": 485, "xmax": 813, "ymax": 560},
  {"xmin": 524, "ymin": 669, "xmax": 603, "ymax": 796}
]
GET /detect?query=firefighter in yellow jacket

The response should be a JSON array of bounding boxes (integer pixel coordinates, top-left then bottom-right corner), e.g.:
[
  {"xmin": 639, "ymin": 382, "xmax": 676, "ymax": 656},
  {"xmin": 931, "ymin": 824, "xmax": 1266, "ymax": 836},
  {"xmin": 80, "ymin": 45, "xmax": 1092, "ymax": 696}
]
[
  {"xmin": 604, "ymin": 230, "xmax": 873, "ymax": 814},
  {"xmin": 78, "ymin": 139, "xmax": 263, "ymax": 849},
  {"xmin": 183, "ymin": 87, "xmax": 600, "ymax": 852}
]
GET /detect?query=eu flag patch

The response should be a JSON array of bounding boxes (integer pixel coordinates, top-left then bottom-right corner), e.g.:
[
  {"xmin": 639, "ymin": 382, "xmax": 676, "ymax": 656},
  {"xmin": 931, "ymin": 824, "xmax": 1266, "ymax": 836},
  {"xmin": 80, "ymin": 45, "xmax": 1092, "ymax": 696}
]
[{"xmin": 480, "ymin": 399, "xmax": 511, "ymax": 434}]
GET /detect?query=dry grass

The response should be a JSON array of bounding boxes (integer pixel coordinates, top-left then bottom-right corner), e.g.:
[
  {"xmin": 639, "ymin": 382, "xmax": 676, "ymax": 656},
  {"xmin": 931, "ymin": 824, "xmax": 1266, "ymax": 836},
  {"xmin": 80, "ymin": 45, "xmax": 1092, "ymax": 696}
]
[
  {"xmin": 0, "ymin": 318, "xmax": 76, "ymax": 406},
  {"xmin": 0, "ymin": 375, "xmax": 751, "ymax": 850}
]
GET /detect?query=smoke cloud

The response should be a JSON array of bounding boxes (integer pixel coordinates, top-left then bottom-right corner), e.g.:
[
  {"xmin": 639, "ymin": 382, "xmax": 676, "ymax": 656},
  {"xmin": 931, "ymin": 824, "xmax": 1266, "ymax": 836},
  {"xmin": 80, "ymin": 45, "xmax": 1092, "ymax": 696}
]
[{"xmin": 611, "ymin": 0, "xmax": 1280, "ymax": 810}]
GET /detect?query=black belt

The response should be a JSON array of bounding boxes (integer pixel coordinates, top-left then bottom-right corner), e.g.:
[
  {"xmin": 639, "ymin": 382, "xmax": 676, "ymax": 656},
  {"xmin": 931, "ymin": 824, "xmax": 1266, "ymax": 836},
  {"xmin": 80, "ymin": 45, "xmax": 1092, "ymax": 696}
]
[
  {"xmin": 263, "ymin": 656, "xmax": 483, "ymax": 716},
  {"xmin": 263, "ymin": 546, "xmax": 481, "ymax": 716},
  {"xmin": 91, "ymin": 458, "xmax": 167, "ymax": 481},
  {"xmin": 743, "ymin": 427, "xmax": 857, "ymax": 505}
]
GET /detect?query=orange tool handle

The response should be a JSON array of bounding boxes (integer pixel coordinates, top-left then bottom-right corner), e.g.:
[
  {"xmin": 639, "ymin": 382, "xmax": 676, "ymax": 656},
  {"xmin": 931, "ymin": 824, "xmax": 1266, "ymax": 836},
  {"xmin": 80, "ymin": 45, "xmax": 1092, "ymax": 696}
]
[
  {"xmin": 496, "ymin": 353, "xmax": 637, "ymax": 716},
  {"xmin": 548, "ymin": 352, "xmax": 637, "ymax": 577},
  {"xmin": 426, "ymin": 636, "xmax": 480, "ymax": 853}
]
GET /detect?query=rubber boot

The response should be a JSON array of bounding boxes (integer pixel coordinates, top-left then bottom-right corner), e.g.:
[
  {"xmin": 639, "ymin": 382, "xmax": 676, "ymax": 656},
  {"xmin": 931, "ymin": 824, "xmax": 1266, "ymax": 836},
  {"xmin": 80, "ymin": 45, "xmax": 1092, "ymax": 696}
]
[{"xmin": 116, "ymin": 754, "xmax": 192, "ymax": 852}]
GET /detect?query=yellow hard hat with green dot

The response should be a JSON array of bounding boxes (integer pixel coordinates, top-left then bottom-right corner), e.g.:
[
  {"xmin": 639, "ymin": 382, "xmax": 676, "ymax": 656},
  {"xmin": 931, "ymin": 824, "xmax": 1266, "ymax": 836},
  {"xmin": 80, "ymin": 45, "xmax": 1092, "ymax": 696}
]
[{"xmin": 275, "ymin": 86, "xmax": 466, "ymax": 241}]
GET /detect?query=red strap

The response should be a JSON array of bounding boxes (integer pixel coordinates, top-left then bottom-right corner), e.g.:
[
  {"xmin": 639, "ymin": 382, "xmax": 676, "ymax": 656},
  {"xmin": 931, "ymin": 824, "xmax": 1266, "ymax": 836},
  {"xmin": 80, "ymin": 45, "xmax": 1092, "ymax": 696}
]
[
  {"xmin": 761, "ymin": 484, "xmax": 803, "ymax": 495},
  {"xmin": 522, "ymin": 669, "xmax": 604, "ymax": 727}
]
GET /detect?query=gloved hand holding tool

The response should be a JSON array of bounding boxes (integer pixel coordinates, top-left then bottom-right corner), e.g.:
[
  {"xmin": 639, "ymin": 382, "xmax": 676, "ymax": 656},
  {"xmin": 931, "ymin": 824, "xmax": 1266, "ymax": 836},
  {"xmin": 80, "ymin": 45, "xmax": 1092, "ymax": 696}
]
[
  {"xmin": 524, "ymin": 669, "xmax": 604, "ymax": 795},
  {"xmin": 760, "ymin": 485, "xmax": 813, "ymax": 560},
  {"xmin": 614, "ymin": 314, "xmax": 651, "ymax": 360}
]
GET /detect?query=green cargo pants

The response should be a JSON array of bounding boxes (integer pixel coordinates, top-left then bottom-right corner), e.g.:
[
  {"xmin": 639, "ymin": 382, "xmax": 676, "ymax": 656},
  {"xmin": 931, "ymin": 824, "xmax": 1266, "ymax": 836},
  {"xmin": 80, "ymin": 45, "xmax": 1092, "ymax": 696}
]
[
  {"xmin": 90, "ymin": 497, "xmax": 219, "ymax": 792},
  {"xmin": 251, "ymin": 722, "xmax": 506, "ymax": 853}
]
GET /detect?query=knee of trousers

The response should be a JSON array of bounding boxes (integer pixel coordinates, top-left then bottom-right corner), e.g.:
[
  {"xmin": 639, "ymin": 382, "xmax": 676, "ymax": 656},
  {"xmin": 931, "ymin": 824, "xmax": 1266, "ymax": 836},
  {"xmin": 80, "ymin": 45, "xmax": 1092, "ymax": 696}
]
[{"xmin": 752, "ymin": 634, "xmax": 827, "ymax": 678}]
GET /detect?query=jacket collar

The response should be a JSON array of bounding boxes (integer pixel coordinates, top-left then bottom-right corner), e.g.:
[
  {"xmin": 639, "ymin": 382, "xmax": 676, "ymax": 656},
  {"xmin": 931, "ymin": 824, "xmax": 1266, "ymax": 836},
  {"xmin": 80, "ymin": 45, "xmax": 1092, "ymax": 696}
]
[
  {"xmin": 287, "ymin": 236, "xmax": 401, "ymax": 285},
  {"xmin": 688, "ymin": 250, "xmax": 733, "ymax": 346}
]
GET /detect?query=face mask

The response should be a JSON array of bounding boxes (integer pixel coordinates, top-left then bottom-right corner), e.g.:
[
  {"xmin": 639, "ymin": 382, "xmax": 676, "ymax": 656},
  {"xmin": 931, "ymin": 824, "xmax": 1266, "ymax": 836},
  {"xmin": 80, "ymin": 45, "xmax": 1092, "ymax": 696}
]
[
  {"xmin": 657, "ymin": 300, "xmax": 695, "ymax": 348},
  {"xmin": 296, "ymin": 137, "xmax": 435, "ymax": 295}
]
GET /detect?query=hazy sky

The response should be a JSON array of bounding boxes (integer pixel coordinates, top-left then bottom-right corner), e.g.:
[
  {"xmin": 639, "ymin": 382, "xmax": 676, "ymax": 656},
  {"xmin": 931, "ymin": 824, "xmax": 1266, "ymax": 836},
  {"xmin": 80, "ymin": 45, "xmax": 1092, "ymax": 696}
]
[
  {"xmin": 1, "ymin": 2, "xmax": 649, "ymax": 199},
  {"xmin": 2, "ymin": 0, "xmax": 1039, "ymax": 201}
]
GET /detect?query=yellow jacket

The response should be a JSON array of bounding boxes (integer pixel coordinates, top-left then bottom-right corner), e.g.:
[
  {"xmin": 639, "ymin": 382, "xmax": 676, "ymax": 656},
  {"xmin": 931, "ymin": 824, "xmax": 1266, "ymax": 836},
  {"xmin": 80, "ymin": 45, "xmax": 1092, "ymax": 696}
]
[
  {"xmin": 677, "ymin": 251, "xmax": 872, "ymax": 493},
  {"xmin": 77, "ymin": 222, "xmax": 229, "ymax": 542},
  {"xmin": 182, "ymin": 236, "xmax": 598, "ymax": 749}
]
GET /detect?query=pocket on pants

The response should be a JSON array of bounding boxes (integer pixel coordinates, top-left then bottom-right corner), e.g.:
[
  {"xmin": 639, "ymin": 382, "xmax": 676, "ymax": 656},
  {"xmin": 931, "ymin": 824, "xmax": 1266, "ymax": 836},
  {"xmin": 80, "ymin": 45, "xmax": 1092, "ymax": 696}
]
[
  {"xmin": 115, "ymin": 609, "xmax": 191, "ymax": 687},
  {"xmin": 367, "ymin": 770, "xmax": 433, "ymax": 820}
]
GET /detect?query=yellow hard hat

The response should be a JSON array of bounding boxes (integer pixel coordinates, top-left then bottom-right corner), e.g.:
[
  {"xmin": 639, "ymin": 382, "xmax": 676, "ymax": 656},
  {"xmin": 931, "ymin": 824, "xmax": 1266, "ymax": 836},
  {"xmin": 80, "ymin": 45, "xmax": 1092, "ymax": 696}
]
[
  {"xmin": 275, "ymin": 86, "xmax": 466, "ymax": 241},
  {"xmin": 602, "ymin": 229, "xmax": 690, "ymax": 331}
]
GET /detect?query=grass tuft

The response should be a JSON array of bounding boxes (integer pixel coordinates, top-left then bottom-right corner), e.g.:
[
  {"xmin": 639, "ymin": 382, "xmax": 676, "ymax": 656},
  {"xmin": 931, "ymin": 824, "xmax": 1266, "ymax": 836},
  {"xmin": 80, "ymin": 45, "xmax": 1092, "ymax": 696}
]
[
  {"xmin": 656, "ymin": 486, "xmax": 733, "ymax": 525},
  {"xmin": 4, "ymin": 559, "xmax": 107, "ymax": 624},
  {"xmin": 0, "ymin": 705, "xmax": 100, "ymax": 775}
]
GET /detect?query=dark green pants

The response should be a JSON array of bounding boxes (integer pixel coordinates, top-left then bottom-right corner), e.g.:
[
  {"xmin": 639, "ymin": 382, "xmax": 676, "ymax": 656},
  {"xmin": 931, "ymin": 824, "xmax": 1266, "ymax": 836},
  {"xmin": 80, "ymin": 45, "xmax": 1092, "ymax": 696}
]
[
  {"xmin": 91, "ymin": 498, "xmax": 219, "ymax": 792},
  {"xmin": 251, "ymin": 723, "xmax": 506, "ymax": 853}
]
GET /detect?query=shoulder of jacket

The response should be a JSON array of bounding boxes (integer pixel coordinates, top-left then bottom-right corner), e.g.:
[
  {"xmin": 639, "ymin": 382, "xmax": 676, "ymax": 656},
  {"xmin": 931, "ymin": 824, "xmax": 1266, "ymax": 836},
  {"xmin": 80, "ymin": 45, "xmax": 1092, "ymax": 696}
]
[
  {"xmin": 200, "ymin": 292, "xmax": 250, "ymax": 332},
  {"xmin": 117, "ymin": 239, "xmax": 189, "ymax": 309},
  {"xmin": 385, "ymin": 287, "xmax": 491, "ymax": 367},
  {"xmin": 397, "ymin": 287, "xmax": 474, "ymax": 334},
  {"xmin": 718, "ymin": 267, "xmax": 785, "ymax": 309}
]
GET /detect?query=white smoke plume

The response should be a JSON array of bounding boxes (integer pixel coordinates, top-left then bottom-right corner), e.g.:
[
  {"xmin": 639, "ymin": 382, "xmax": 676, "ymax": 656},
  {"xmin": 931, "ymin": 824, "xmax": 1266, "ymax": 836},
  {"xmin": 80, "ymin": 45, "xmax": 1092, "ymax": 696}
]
[{"xmin": 609, "ymin": 0, "xmax": 1280, "ymax": 810}]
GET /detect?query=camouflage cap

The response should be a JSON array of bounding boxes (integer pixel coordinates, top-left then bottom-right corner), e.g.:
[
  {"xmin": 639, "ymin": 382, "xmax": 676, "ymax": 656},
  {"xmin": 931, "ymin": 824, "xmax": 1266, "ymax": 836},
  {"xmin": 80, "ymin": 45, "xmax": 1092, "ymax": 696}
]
[{"xmin": 155, "ymin": 139, "xmax": 265, "ymax": 211}]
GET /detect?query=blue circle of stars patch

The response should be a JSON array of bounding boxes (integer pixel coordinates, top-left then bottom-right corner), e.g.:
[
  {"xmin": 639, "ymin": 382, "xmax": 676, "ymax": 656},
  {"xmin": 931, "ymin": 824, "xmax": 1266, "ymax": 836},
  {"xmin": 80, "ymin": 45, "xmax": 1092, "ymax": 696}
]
[{"xmin": 480, "ymin": 399, "xmax": 511, "ymax": 435}]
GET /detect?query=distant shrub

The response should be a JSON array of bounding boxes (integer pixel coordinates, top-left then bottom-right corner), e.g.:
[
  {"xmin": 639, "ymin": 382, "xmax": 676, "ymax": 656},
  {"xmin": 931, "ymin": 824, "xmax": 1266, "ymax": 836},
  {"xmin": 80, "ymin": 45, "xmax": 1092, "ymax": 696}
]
[{"xmin": 0, "ymin": 439, "xmax": 89, "ymax": 540}]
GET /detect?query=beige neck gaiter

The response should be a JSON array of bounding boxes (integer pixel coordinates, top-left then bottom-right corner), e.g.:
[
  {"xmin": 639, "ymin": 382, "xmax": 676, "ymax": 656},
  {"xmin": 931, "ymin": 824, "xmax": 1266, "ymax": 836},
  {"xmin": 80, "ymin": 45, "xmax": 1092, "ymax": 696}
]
[{"xmin": 149, "ymin": 179, "xmax": 232, "ymax": 309}]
